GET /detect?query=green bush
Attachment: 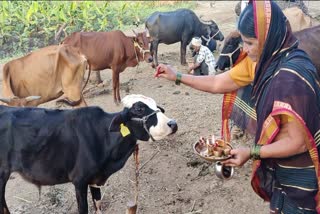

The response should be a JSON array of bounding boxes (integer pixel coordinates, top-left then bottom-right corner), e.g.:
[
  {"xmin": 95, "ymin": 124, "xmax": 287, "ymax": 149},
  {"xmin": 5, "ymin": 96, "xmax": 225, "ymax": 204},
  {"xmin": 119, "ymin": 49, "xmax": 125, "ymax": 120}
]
[{"xmin": 0, "ymin": 1, "xmax": 195, "ymax": 61}]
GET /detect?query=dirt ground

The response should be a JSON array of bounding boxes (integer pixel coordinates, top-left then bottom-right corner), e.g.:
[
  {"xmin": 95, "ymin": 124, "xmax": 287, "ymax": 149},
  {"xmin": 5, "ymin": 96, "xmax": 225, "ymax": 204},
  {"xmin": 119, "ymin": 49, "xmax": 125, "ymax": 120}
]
[{"xmin": 1, "ymin": 1, "xmax": 320, "ymax": 214}]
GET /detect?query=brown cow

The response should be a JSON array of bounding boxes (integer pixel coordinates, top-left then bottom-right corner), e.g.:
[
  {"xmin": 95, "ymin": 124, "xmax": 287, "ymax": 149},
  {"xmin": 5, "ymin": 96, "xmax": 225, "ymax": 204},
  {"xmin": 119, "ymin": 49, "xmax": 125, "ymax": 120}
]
[
  {"xmin": 0, "ymin": 45, "xmax": 90, "ymax": 107},
  {"xmin": 283, "ymin": 6, "xmax": 312, "ymax": 32},
  {"xmin": 61, "ymin": 30, "xmax": 152, "ymax": 104}
]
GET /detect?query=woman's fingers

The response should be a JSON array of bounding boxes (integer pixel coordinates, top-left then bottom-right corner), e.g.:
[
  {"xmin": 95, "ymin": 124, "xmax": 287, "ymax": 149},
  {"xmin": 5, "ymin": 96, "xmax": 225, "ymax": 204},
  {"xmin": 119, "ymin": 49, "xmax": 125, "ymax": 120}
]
[
  {"xmin": 222, "ymin": 149, "xmax": 241, "ymax": 166},
  {"xmin": 155, "ymin": 64, "xmax": 177, "ymax": 81},
  {"xmin": 154, "ymin": 64, "xmax": 167, "ymax": 77},
  {"xmin": 222, "ymin": 158, "xmax": 238, "ymax": 167}
]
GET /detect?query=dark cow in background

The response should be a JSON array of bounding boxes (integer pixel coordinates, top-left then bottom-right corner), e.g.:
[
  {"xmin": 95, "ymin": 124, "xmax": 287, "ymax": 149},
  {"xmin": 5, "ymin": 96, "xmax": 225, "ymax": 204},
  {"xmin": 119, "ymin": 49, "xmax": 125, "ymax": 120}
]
[
  {"xmin": 215, "ymin": 31, "xmax": 242, "ymax": 71},
  {"xmin": 216, "ymin": 25, "xmax": 320, "ymax": 72},
  {"xmin": 0, "ymin": 94, "xmax": 178, "ymax": 214},
  {"xmin": 61, "ymin": 30, "xmax": 152, "ymax": 104},
  {"xmin": 0, "ymin": 45, "xmax": 90, "ymax": 107},
  {"xmin": 145, "ymin": 9, "xmax": 224, "ymax": 67}
]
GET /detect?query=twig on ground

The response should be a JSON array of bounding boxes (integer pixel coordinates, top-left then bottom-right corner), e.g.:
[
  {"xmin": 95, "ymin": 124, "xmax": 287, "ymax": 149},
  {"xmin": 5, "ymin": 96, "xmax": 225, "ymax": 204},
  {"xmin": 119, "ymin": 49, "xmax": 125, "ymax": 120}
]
[
  {"xmin": 184, "ymin": 209, "xmax": 202, "ymax": 214},
  {"xmin": 128, "ymin": 179, "xmax": 136, "ymax": 184},
  {"xmin": 138, "ymin": 149, "xmax": 161, "ymax": 171},
  {"xmin": 190, "ymin": 176, "xmax": 202, "ymax": 182},
  {"xmin": 176, "ymin": 183, "xmax": 181, "ymax": 190},
  {"xmin": 190, "ymin": 200, "xmax": 196, "ymax": 212},
  {"xmin": 13, "ymin": 196, "xmax": 32, "ymax": 203}
]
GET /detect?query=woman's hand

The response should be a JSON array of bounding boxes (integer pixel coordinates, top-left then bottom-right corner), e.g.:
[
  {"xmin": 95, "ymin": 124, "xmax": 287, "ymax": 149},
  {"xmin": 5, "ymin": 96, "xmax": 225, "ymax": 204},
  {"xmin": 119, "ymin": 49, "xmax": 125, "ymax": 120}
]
[
  {"xmin": 222, "ymin": 147, "xmax": 250, "ymax": 167},
  {"xmin": 155, "ymin": 64, "xmax": 177, "ymax": 81}
]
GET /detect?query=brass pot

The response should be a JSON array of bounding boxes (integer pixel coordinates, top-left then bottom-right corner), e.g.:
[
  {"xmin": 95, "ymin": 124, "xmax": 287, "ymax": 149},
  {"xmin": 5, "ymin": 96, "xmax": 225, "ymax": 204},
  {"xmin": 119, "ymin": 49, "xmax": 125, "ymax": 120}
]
[{"xmin": 214, "ymin": 161, "xmax": 234, "ymax": 180}]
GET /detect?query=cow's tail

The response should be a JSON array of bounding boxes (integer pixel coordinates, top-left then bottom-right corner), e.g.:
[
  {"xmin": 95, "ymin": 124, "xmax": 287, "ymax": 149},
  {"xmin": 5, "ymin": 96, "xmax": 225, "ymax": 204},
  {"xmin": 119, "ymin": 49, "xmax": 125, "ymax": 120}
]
[
  {"xmin": 82, "ymin": 59, "xmax": 91, "ymax": 92},
  {"xmin": 2, "ymin": 63, "xmax": 16, "ymax": 98}
]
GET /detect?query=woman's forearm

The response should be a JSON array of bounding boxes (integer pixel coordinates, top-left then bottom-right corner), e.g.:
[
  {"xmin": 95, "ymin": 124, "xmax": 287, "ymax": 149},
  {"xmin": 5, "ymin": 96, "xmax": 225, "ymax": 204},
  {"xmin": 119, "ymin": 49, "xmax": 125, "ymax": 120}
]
[
  {"xmin": 260, "ymin": 137, "xmax": 307, "ymax": 159},
  {"xmin": 179, "ymin": 71, "xmax": 240, "ymax": 94}
]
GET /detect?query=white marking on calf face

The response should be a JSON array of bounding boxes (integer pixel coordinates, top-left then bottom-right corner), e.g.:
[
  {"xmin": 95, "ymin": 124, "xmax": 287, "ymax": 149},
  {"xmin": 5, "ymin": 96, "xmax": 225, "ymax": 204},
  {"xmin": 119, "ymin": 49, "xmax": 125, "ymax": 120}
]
[
  {"xmin": 148, "ymin": 112, "xmax": 174, "ymax": 141},
  {"xmin": 122, "ymin": 94, "xmax": 158, "ymax": 110},
  {"xmin": 122, "ymin": 94, "xmax": 175, "ymax": 141}
]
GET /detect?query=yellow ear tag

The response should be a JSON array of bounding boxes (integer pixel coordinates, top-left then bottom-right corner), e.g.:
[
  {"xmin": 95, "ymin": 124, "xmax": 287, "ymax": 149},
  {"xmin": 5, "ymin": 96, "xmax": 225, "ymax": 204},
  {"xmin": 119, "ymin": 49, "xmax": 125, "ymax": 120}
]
[{"xmin": 120, "ymin": 123, "xmax": 130, "ymax": 137}]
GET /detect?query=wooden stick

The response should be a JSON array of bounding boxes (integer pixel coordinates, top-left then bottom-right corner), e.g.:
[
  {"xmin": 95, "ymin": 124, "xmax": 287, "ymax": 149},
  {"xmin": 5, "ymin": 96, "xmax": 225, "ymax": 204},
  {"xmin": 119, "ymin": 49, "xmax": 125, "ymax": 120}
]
[
  {"xmin": 126, "ymin": 145, "xmax": 139, "ymax": 214},
  {"xmin": 126, "ymin": 201, "xmax": 137, "ymax": 214}
]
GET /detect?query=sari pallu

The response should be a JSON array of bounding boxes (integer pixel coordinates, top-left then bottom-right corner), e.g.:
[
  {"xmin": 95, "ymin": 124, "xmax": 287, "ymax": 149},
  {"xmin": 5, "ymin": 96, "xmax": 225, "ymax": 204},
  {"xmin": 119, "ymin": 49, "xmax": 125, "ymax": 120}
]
[
  {"xmin": 229, "ymin": 84, "xmax": 256, "ymax": 136},
  {"xmin": 221, "ymin": 51, "xmax": 251, "ymax": 141},
  {"xmin": 251, "ymin": 49, "xmax": 320, "ymax": 212}
]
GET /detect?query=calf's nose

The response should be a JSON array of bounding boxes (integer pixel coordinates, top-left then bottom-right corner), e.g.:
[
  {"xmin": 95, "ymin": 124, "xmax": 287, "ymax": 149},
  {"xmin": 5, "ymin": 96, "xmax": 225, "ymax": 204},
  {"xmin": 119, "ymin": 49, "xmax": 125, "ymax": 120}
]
[
  {"xmin": 148, "ymin": 56, "xmax": 153, "ymax": 63},
  {"xmin": 168, "ymin": 120, "xmax": 178, "ymax": 134}
]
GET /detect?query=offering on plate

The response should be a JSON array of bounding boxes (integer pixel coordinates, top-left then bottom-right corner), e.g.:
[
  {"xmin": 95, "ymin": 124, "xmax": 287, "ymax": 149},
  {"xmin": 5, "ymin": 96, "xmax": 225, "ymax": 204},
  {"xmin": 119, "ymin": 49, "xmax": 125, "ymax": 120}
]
[{"xmin": 197, "ymin": 134, "xmax": 232, "ymax": 159}]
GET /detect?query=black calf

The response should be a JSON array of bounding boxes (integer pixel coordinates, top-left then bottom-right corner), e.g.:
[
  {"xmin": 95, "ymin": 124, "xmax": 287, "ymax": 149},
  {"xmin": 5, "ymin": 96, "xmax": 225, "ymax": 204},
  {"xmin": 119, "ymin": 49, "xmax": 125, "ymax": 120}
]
[{"xmin": 0, "ymin": 94, "xmax": 177, "ymax": 214}]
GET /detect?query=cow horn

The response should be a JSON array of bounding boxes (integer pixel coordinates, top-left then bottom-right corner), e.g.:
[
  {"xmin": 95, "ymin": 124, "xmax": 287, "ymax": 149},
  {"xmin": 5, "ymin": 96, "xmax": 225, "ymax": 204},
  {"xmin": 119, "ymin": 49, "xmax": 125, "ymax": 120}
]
[
  {"xmin": 0, "ymin": 97, "xmax": 12, "ymax": 104},
  {"xmin": 25, "ymin": 96, "xmax": 41, "ymax": 102},
  {"xmin": 199, "ymin": 16, "xmax": 211, "ymax": 24}
]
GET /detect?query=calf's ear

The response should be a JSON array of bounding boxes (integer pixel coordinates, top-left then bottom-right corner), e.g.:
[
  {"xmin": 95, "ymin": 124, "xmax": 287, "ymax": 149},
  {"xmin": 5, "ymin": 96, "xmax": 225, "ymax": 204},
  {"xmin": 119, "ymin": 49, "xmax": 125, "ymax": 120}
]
[
  {"xmin": 109, "ymin": 108, "xmax": 130, "ymax": 132},
  {"xmin": 109, "ymin": 115, "xmax": 122, "ymax": 132}
]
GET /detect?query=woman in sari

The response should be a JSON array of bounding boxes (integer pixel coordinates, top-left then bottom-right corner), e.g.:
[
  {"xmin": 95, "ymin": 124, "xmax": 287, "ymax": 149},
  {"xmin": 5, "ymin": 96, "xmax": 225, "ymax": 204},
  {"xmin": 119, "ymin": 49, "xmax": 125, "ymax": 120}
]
[
  {"xmin": 223, "ymin": 1, "xmax": 320, "ymax": 213},
  {"xmin": 155, "ymin": 0, "xmax": 320, "ymax": 213}
]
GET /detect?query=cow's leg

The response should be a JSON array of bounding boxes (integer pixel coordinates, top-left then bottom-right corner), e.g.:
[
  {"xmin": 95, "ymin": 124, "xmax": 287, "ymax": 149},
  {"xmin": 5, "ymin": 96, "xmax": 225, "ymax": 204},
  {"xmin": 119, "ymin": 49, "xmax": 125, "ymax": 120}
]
[
  {"xmin": 94, "ymin": 71, "xmax": 103, "ymax": 85},
  {"xmin": 180, "ymin": 40, "xmax": 188, "ymax": 65},
  {"xmin": 152, "ymin": 40, "xmax": 159, "ymax": 67},
  {"xmin": 89, "ymin": 186, "xmax": 102, "ymax": 214},
  {"xmin": 0, "ymin": 170, "xmax": 10, "ymax": 214},
  {"xmin": 150, "ymin": 42, "xmax": 155, "ymax": 68},
  {"xmin": 74, "ymin": 184, "xmax": 89, "ymax": 214},
  {"xmin": 112, "ymin": 67, "xmax": 121, "ymax": 105}
]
